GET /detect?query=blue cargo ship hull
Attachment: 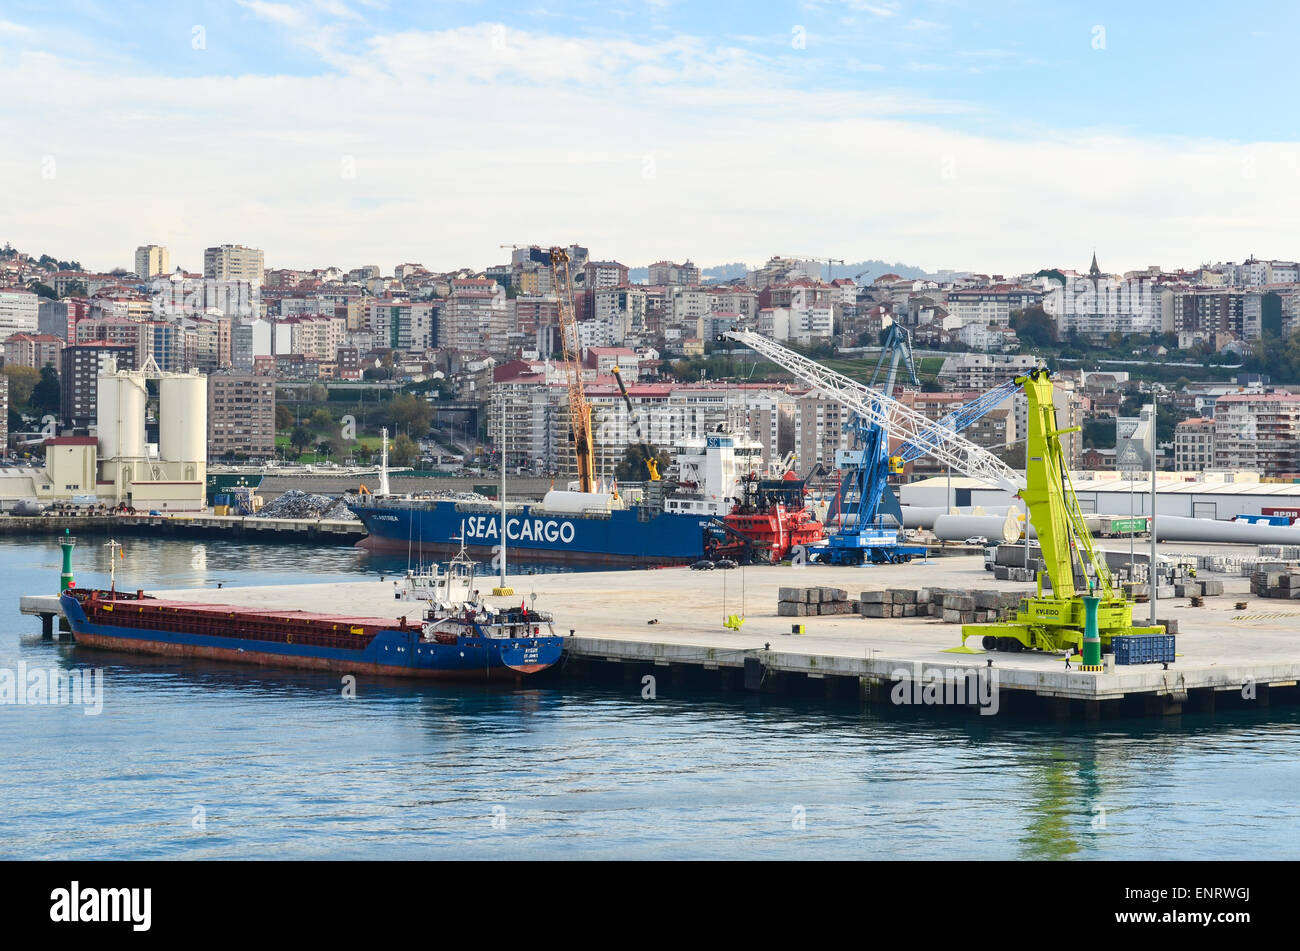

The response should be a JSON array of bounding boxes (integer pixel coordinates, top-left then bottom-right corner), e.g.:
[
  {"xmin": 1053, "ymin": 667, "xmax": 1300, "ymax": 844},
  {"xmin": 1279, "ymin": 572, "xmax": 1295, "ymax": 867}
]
[
  {"xmin": 349, "ymin": 499, "xmax": 710, "ymax": 565},
  {"xmin": 60, "ymin": 593, "xmax": 565, "ymax": 681}
]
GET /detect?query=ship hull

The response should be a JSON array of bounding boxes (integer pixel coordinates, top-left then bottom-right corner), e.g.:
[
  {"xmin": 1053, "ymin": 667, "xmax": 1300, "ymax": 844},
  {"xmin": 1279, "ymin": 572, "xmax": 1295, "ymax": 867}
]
[
  {"xmin": 350, "ymin": 499, "xmax": 710, "ymax": 565},
  {"xmin": 61, "ymin": 595, "xmax": 564, "ymax": 682}
]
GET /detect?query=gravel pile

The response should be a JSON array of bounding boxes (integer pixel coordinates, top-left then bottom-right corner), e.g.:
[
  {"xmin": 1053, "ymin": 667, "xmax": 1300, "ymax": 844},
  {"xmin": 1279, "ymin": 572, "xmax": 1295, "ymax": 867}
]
[{"xmin": 259, "ymin": 490, "xmax": 359, "ymax": 521}]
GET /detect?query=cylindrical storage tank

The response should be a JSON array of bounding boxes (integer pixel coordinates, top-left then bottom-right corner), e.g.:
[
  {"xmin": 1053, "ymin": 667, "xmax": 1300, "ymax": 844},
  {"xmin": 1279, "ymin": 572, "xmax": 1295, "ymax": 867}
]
[
  {"xmin": 540, "ymin": 490, "xmax": 614, "ymax": 514},
  {"xmin": 159, "ymin": 374, "xmax": 208, "ymax": 463},
  {"xmin": 96, "ymin": 372, "xmax": 147, "ymax": 460},
  {"xmin": 933, "ymin": 513, "xmax": 1020, "ymax": 544}
]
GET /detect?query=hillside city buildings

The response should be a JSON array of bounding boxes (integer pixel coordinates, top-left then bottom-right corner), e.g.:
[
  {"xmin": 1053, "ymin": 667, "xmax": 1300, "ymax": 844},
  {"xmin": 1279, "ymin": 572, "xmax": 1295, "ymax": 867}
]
[{"xmin": 0, "ymin": 241, "xmax": 1298, "ymax": 482}]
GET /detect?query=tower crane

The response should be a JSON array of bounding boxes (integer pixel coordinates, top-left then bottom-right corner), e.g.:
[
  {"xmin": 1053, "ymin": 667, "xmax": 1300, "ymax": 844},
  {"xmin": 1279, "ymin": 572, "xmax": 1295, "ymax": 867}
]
[
  {"xmin": 550, "ymin": 247, "xmax": 597, "ymax": 494},
  {"xmin": 721, "ymin": 331, "xmax": 1158, "ymax": 662}
]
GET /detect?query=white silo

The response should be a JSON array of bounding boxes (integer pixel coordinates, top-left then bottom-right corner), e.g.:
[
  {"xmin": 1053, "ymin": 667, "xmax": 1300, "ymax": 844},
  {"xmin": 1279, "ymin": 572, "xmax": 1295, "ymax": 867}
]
[
  {"xmin": 159, "ymin": 373, "xmax": 208, "ymax": 464},
  {"xmin": 96, "ymin": 370, "xmax": 148, "ymax": 460}
]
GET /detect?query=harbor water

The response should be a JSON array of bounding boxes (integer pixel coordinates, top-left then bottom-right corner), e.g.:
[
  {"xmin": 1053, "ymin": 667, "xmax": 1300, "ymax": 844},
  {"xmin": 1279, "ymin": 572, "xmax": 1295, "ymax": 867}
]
[{"xmin": 3, "ymin": 534, "xmax": 1298, "ymax": 859}]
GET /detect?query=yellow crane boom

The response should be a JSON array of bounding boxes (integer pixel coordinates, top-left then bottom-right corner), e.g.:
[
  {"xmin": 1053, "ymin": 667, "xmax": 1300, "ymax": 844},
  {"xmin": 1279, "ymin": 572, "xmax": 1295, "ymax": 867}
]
[{"xmin": 550, "ymin": 246, "xmax": 597, "ymax": 493}]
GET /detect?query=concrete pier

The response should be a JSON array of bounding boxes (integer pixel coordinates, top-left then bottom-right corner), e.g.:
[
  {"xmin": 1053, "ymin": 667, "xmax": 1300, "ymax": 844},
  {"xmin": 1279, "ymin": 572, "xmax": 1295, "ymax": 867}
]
[
  {"xmin": 1, "ymin": 513, "xmax": 365, "ymax": 544},
  {"xmin": 21, "ymin": 555, "xmax": 1300, "ymax": 719}
]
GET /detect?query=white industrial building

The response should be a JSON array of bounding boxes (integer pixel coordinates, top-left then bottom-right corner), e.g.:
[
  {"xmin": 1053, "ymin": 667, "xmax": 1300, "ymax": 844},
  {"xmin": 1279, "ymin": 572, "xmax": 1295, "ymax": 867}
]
[
  {"xmin": 900, "ymin": 472, "xmax": 1300, "ymax": 522},
  {"xmin": 0, "ymin": 358, "xmax": 207, "ymax": 511}
]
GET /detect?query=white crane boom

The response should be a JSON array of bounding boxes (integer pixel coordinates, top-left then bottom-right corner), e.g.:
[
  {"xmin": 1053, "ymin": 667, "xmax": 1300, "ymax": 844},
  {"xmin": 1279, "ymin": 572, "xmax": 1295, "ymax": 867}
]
[{"xmin": 720, "ymin": 331, "xmax": 1025, "ymax": 492}]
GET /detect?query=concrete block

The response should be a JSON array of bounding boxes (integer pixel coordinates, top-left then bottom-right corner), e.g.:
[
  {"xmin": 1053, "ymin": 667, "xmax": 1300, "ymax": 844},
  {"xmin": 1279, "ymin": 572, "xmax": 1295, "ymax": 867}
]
[
  {"xmin": 1202, "ymin": 580, "xmax": 1224, "ymax": 596},
  {"xmin": 822, "ymin": 587, "xmax": 848, "ymax": 602},
  {"xmin": 804, "ymin": 588, "xmax": 821, "ymax": 604},
  {"xmin": 994, "ymin": 566, "xmax": 1010, "ymax": 580},
  {"xmin": 860, "ymin": 590, "xmax": 885, "ymax": 603},
  {"xmin": 973, "ymin": 590, "xmax": 1001, "ymax": 610},
  {"xmin": 777, "ymin": 602, "xmax": 805, "ymax": 617},
  {"xmin": 943, "ymin": 595, "xmax": 975, "ymax": 612},
  {"xmin": 942, "ymin": 609, "xmax": 962, "ymax": 624},
  {"xmin": 778, "ymin": 587, "xmax": 803, "ymax": 603},
  {"xmin": 861, "ymin": 603, "xmax": 888, "ymax": 618},
  {"xmin": 916, "ymin": 588, "xmax": 931, "ymax": 605},
  {"xmin": 903, "ymin": 604, "xmax": 917, "ymax": 617}
]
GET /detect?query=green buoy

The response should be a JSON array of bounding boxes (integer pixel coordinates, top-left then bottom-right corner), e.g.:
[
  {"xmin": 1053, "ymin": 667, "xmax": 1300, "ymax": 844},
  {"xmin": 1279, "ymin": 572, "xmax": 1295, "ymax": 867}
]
[{"xmin": 60, "ymin": 528, "xmax": 76, "ymax": 592}]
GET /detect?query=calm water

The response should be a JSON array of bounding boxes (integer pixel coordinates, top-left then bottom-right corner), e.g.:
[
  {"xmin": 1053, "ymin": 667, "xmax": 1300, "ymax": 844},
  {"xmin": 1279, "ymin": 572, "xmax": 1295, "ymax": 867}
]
[{"xmin": 1, "ymin": 534, "xmax": 1297, "ymax": 860}]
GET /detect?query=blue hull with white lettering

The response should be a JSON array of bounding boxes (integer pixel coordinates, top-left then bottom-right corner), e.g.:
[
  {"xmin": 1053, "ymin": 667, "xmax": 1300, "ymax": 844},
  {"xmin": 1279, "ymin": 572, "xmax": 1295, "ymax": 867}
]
[{"xmin": 349, "ymin": 499, "xmax": 708, "ymax": 565}]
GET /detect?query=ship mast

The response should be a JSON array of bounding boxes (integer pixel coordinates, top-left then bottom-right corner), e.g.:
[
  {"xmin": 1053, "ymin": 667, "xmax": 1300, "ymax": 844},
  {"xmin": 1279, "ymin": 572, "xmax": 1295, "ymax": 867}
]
[
  {"xmin": 378, "ymin": 427, "xmax": 391, "ymax": 497},
  {"xmin": 106, "ymin": 539, "xmax": 121, "ymax": 594}
]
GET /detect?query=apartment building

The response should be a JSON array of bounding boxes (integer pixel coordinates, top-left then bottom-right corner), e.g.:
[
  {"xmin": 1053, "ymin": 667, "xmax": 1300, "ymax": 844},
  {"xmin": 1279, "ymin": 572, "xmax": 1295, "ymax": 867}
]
[
  {"xmin": 0, "ymin": 288, "xmax": 39, "ymax": 338},
  {"xmin": 207, "ymin": 372, "xmax": 276, "ymax": 459},
  {"xmin": 945, "ymin": 285, "xmax": 1041, "ymax": 328},
  {"xmin": 3, "ymin": 332, "xmax": 65, "ymax": 371},
  {"xmin": 203, "ymin": 244, "xmax": 265, "ymax": 286},
  {"xmin": 1174, "ymin": 417, "xmax": 1215, "ymax": 472},
  {"xmin": 1213, "ymin": 392, "xmax": 1300, "ymax": 476},
  {"xmin": 60, "ymin": 343, "xmax": 137, "ymax": 429},
  {"xmin": 441, "ymin": 279, "xmax": 507, "ymax": 352},
  {"xmin": 647, "ymin": 261, "xmax": 701, "ymax": 286},
  {"xmin": 134, "ymin": 245, "xmax": 170, "ymax": 279}
]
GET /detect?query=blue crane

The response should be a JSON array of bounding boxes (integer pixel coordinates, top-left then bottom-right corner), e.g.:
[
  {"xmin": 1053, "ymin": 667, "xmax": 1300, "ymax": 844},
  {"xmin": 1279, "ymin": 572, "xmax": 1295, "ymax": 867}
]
[{"xmin": 819, "ymin": 326, "xmax": 1020, "ymax": 564}]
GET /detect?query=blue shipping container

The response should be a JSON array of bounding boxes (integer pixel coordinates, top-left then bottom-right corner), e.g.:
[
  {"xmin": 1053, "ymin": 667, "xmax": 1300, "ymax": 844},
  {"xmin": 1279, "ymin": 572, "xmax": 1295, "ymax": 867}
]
[{"xmin": 1112, "ymin": 634, "xmax": 1176, "ymax": 665}]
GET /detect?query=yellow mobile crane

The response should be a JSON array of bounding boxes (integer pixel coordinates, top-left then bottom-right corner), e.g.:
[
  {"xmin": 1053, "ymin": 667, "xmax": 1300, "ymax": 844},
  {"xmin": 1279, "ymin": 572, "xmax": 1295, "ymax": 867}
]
[
  {"xmin": 549, "ymin": 247, "xmax": 597, "ymax": 493},
  {"xmin": 958, "ymin": 367, "xmax": 1164, "ymax": 667}
]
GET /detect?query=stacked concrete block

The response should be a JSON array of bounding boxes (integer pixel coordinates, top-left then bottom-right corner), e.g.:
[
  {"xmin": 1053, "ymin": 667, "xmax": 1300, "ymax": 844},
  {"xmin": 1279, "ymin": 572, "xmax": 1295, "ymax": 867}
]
[
  {"xmin": 1250, "ymin": 568, "xmax": 1300, "ymax": 599},
  {"xmin": 777, "ymin": 586, "xmax": 853, "ymax": 617}
]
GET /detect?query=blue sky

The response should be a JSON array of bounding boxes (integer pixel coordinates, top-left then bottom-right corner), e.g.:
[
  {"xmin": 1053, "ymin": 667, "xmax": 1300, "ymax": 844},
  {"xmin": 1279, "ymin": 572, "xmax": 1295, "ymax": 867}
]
[{"xmin": 1, "ymin": 1, "xmax": 1297, "ymax": 273}]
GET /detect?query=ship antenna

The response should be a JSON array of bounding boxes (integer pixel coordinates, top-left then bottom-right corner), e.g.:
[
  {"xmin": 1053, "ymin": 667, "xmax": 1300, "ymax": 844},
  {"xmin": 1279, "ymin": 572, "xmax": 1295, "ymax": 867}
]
[{"xmin": 106, "ymin": 538, "xmax": 121, "ymax": 594}]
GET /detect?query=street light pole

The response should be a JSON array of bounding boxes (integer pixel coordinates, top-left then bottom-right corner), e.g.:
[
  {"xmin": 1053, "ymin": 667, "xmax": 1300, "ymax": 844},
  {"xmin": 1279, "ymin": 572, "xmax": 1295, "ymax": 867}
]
[{"xmin": 1148, "ymin": 402, "xmax": 1158, "ymax": 626}]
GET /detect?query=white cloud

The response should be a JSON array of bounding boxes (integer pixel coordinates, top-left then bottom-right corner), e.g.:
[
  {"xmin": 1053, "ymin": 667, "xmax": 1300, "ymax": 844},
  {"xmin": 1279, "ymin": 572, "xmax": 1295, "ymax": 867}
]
[{"xmin": 0, "ymin": 20, "xmax": 1296, "ymax": 276}]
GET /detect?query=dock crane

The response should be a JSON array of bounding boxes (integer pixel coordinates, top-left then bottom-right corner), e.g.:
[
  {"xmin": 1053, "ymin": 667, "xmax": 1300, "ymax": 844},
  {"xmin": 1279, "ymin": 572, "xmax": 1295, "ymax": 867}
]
[
  {"xmin": 824, "ymin": 324, "xmax": 925, "ymax": 563},
  {"xmin": 610, "ymin": 364, "xmax": 660, "ymax": 481},
  {"xmin": 721, "ymin": 331, "xmax": 1157, "ymax": 663},
  {"xmin": 550, "ymin": 247, "xmax": 597, "ymax": 494}
]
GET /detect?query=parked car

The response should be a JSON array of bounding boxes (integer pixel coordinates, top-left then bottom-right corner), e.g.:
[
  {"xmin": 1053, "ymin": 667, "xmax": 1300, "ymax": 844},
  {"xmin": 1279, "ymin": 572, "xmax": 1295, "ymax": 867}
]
[
  {"xmin": 690, "ymin": 560, "xmax": 716, "ymax": 570},
  {"xmin": 964, "ymin": 536, "xmax": 988, "ymax": 547},
  {"xmin": 715, "ymin": 558, "xmax": 738, "ymax": 569}
]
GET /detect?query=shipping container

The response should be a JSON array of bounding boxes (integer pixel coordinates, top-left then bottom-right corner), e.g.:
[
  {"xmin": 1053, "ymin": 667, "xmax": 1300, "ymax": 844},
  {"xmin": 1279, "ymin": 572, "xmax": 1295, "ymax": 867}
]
[{"xmin": 1112, "ymin": 634, "xmax": 1176, "ymax": 665}]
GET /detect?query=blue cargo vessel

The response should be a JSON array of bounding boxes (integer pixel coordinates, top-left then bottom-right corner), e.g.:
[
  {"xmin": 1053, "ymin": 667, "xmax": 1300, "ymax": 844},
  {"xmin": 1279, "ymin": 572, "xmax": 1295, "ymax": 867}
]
[
  {"xmin": 60, "ymin": 552, "xmax": 566, "ymax": 682},
  {"xmin": 349, "ymin": 431, "xmax": 767, "ymax": 565}
]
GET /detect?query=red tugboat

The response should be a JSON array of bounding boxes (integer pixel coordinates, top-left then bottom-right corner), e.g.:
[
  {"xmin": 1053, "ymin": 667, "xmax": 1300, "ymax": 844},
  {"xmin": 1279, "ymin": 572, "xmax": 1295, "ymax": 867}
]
[{"xmin": 705, "ymin": 471, "xmax": 825, "ymax": 564}]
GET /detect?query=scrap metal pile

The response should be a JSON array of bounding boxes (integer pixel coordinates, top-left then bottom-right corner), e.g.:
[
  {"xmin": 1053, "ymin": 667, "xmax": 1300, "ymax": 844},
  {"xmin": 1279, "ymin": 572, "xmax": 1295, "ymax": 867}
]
[{"xmin": 258, "ymin": 491, "xmax": 358, "ymax": 521}]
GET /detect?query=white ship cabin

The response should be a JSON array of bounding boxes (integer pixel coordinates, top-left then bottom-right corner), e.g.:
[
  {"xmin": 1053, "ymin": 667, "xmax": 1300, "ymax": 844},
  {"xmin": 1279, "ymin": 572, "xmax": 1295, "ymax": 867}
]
[{"xmin": 664, "ymin": 430, "xmax": 764, "ymax": 517}]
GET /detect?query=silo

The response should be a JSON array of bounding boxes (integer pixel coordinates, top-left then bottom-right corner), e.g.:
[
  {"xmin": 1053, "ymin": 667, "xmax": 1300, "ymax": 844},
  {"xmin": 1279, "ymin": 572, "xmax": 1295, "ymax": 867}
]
[
  {"xmin": 96, "ymin": 371, "xmax": 147, "ymax": 460},
  {"xmin": 159, "ymin": 373, "xmax": 208, "ymax": 464}
]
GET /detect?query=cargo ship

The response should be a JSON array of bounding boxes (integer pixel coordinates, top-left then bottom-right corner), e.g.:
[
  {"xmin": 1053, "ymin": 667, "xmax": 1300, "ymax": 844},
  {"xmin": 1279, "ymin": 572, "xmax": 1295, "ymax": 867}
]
[
  {"xmin": 348, "ymin": 429, "xmax": 821, "ymax": 565},
  {"xmin": 60, "ymin": 549, "xmax": 565, "ymax": 681}
]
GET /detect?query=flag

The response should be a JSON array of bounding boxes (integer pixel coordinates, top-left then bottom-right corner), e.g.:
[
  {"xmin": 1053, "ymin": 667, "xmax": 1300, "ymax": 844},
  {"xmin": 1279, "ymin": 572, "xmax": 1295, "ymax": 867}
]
[{"xmin": 119, "ymin": 546, "xmax": 125, "ymax": 559}]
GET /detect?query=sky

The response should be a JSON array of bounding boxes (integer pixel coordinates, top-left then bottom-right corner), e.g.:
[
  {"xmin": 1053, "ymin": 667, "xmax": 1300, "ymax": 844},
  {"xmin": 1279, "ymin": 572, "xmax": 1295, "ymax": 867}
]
[{"xmin": 2, "ymin": 0, "xmax": 1298, "ymax": 276}]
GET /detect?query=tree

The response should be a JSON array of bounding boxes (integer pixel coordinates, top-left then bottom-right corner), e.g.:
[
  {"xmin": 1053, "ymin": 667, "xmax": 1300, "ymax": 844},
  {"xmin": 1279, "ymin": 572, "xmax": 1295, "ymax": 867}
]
[
  {"xmin": 275, "ymin": 404, "xmax": 294, "ymax": 430},
  {"xmin": 29, "ymin": 282, "xmax": 56, "ymax": 300},
  {"xmin": 2, "ymin": 365, "xmax": 39, "ymax": 406},
  {"xmin": 386, "ymin": 392, "xmax": 433, "ymax": 436},
  {"xmin": 30, "ymin": 365, "xmax": 60, "ymax": 414},
  {"xmin": 308, "ymin": 408, "xmax": 334, "ymax": 432},
  {"xmin": 60, "ymin": 281, "xmax": 87, "ymax": 298},
  {"xmin": 289, "ymin": 426, "xmax": 313, "ymax": 455},
  {"xmin": 389, "ymin": 434, "xmax": 419, "ymax": 467},
  {"xmin": 1010, "ymin": 305, "xmax": 1057, "ymax": 348}
]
